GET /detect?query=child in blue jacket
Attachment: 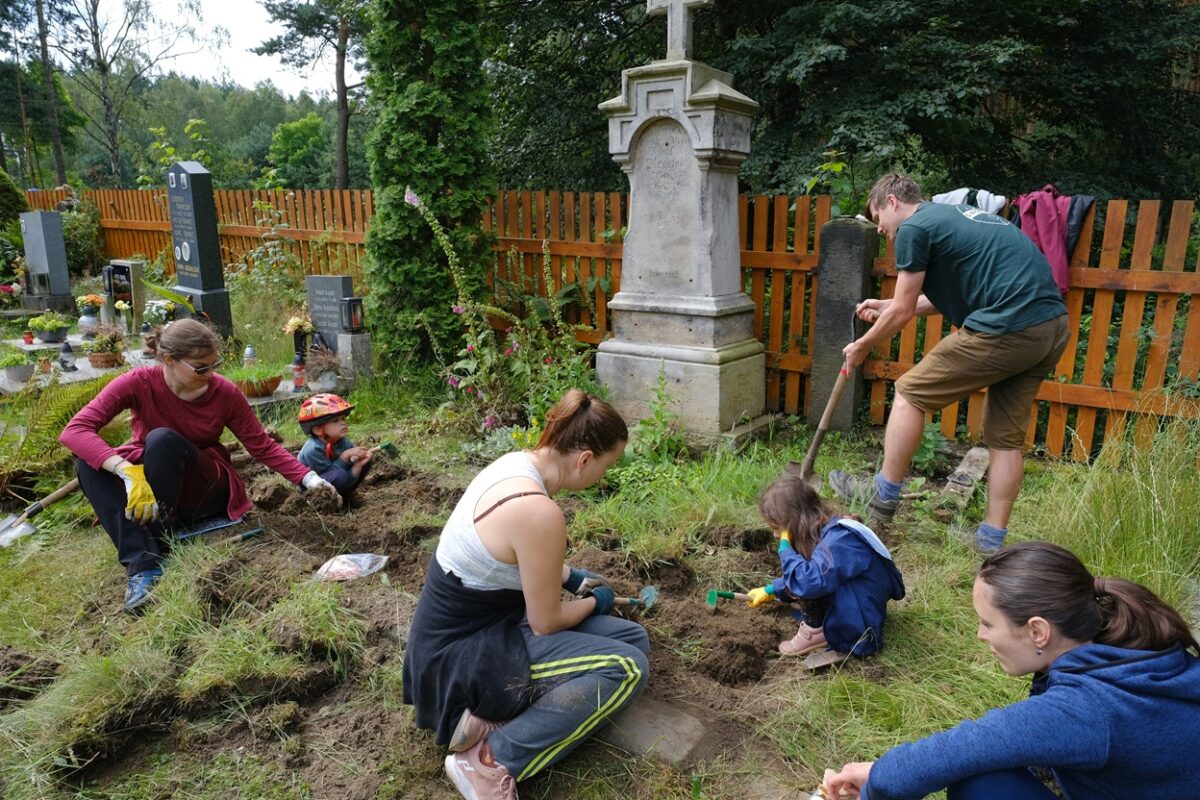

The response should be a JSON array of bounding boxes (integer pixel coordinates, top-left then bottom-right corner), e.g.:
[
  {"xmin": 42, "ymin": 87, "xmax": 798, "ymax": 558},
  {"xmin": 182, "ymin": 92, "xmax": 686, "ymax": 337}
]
[{"xmin": 748, "ymin": 473, "xmax": 905, "ymax": 668}]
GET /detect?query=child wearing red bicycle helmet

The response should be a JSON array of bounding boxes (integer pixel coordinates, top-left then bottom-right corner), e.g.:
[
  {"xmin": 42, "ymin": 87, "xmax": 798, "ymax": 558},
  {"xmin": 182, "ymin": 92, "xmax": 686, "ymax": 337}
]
[{"xmin": 296, "ymin": 393, "xmax": 372, "ymax": 502}]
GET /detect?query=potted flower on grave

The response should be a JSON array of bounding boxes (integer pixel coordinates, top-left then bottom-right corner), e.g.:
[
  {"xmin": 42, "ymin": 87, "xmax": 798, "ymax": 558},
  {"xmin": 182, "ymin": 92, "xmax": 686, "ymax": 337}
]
[
  {"xmin": 27, "ymin": 310, "xmax": 74, "ymax": 343},
  {"xmin": 76, "ymin": 293, "xmax": 104, "ymax": 338},
  {"xmin": 304, "ymin": 343, "xmax": 341, "ymax": 392},
  {"xmin": 82, "ymin": 323, "xmax": 126, "ymax": 369},
  {"xmin": 142, "ymin": 299, "xmax": 176, "ymax": 327},
  {"xmin": 282, "ymin": 313, "xmax": 315, "ymax": 358},
  {"xmin": 0, "ymin": 345, "xmax": 36, "ymax": 383},
  {"xmin": 223, "ymin": 361, "xmax": 285, "ymax": 398},
  {"xmin": 0, "ymin": 282, "xmax": 22, "ymax": 308},
  {"xmin": 114, "ymin": 299, "xmax": 132, "ymax": 332}
]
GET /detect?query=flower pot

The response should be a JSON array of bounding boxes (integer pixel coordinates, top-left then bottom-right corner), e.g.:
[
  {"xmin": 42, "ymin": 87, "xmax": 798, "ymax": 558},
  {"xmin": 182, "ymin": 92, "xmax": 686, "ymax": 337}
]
[
  {"xmin": 79, "ymin": 307, "xmax": 99, "ymax": 338},
  {"xmin": 87, "ymin": 351, "xmax": 125, "ymax": 369},
  {"xmin": 234, "ymin": 375, "xmax": 282, "ymax": 398},
  {"xmin": 308, "ymin": 371, "xmax": 338, "ymax": 392},
  {"xmin": 21, "ymin": 331, "xmax": 33, "ymax": 345},
  {"xmin": 4, "ymin": 364, "xmax": 35, "ymax": 383},
  {"xmin": 35, "ymin": 327, "xmax": 68, "ymax": 343},
  {"xmin": 38, "ymin": 358, "xmax": 51, "ymax": 373}
]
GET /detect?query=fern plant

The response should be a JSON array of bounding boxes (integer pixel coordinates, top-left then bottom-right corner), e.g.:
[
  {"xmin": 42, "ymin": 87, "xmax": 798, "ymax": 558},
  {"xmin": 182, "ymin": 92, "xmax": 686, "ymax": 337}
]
[{"xmin": 0, "ymin": 373, "xmax": 121, "ymax": 497}]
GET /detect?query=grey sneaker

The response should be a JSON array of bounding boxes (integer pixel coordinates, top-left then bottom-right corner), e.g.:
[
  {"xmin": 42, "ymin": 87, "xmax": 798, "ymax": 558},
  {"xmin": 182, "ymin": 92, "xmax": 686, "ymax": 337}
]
[{"xmin": 827, "ymin": 470, "xmax": 898, "ymax": 524}]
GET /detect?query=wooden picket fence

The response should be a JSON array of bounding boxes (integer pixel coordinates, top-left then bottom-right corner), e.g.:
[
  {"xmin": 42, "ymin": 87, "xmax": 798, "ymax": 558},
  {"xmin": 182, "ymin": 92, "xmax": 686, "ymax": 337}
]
[
  {"xmin": 24, "ymin": 187, "xmax": 1200, "ymax": 460},
  {"xmin": 24, "ymin": 187, "xmax": 372, "ymax": 284}
]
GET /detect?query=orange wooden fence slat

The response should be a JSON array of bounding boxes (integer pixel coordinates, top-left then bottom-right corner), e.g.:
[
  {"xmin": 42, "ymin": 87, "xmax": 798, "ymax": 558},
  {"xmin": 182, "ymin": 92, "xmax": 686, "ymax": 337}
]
[
  {"xmin": 1072, "ymin": 199, "xmax": 1128, "ymax": 460},
  {"xmin": 1105, "ymin": 200, "xmax": 1161, "ymax": 444},
  {"xmin": 1043, "ymin": 203, "xmax": 1097, "ymax": 457}
]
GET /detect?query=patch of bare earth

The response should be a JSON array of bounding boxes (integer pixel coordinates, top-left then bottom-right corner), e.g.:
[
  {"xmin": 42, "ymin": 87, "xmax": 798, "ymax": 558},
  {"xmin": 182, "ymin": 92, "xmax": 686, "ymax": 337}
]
[{"xmin": 70, "ymin": 458, "xmax": 824, "ymax": 797}]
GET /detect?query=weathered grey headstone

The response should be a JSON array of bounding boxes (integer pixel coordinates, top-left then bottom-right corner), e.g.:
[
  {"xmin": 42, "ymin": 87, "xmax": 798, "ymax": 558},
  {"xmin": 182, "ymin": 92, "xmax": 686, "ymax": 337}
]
[
  {"xmin": 19, "ymin": 211, "xmax": 74, "ymax": 313},
  {"xmin": 596, "ymin": 0, "xmax": 768, "ymax": 440},
  {"xmin": 595, "ymin": 696, "xmax": 707, "ymax": 764},
  {"xmin": 306, "ymin": 275, "xmax": 353, "ymax": 354},
  {"xmin": 166, "ymin": 162, "xmax": 232, "ymax": 336},
  {"xmin": 809, "ymin": 218, "xmax": 877, "ymax": 430},
  {"xmin": 337, "ymin": 332, "xmax": 373, "ymax": 383}
]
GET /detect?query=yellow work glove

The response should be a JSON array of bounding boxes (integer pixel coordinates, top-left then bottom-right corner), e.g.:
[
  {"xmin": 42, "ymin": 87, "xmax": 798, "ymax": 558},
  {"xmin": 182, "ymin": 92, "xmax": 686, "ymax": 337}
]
[
  {"xmin": 747, "ymin": 585, "xmax": 776, "ymax": 608},
  {"xmin": 117, "ymin": 463, "xmax": 158, "ymax": 524}
]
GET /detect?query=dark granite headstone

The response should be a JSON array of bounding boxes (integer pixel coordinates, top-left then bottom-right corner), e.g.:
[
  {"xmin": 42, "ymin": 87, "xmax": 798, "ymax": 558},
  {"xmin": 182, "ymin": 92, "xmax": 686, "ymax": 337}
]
[
  {"xmin": 306, "ymin": 276, "xmax": 354, "ymax": 354},
  {"xmin": 166, "ymin": 162, "xmax": 232, "ymax": 336},
  {"xmin": 19, "ymin": 211, "xmax": 74, "ymax": 312}
]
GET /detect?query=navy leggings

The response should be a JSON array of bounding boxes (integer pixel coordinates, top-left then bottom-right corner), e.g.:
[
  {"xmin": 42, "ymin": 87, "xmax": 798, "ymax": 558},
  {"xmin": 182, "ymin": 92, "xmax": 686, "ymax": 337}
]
[
  {"xmin": 76, "ymin": 428, "xmax": 230, "ymax": 574},
  {"xmin": 947, "ymin": 768, "xmax": 1058, "ymax": 800}
]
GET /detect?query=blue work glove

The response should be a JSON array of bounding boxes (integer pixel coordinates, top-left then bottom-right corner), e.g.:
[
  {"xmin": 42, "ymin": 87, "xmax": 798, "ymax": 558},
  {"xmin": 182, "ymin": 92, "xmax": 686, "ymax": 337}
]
[
  {"xmin": 564, "ymin": 566, "xmax": 611, "ymax": 597},
  {"xmin": 588, "ymin": 586, "xmax": 616, "ymax": 617}
]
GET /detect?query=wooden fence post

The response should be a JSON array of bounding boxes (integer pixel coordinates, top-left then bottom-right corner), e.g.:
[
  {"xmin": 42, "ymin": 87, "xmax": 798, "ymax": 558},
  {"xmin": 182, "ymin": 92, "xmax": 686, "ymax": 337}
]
[{"xmin": 810, "ymin": 217, "xmax": 876, "ymax": 430}]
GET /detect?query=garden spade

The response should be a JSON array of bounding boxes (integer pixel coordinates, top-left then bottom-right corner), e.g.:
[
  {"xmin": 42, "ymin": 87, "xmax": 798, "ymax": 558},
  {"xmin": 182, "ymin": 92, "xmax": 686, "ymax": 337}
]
[
  {"xmin": 0, "ymin": 478, "xmax": 81, "ymax": 547},
  {"xmin": 348, "ymin": 441, "xmax": 398, "ymax": 464},
  {"xmin": 787, "ymin": 362, "xmax": 851, "ymax": 490},
  {"xmin": 613, "ymin": 585, "xmax": 660, "ymax": 612},
  {"xmin": 788, "ymin": 312, "xmax": 863, "ymax": 488},
  {"xmin": 704, "ymin": 588, "xmax": 753, "ymax": 614}
]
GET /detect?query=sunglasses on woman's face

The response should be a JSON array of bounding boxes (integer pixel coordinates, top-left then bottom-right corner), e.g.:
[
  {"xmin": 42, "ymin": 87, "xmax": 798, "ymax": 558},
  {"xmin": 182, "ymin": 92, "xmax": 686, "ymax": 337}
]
[{"xmin": 179, "ymin": 356, "xmax": 224, "ymax": 375}]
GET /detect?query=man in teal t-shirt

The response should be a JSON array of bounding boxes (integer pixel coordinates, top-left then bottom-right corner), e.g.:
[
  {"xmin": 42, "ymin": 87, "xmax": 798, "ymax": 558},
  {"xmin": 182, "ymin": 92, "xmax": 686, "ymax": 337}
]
[{"xmin": 830, "ymin": 174, "xmax": 1068, "ymax": 552}]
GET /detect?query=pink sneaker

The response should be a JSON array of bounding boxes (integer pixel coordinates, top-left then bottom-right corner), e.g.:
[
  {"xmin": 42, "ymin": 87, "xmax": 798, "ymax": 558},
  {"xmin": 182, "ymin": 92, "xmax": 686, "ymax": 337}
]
[
  {"xmin": 778, "ymin": 623, "xmax": 827, "ymax": 656},
  {"xmin": 444, "ymin": 739, "xmax": 518, "ymax": 800},
  {"xmin": 449, "ymin": 709, "xmax": 505, "ymax": 753}
]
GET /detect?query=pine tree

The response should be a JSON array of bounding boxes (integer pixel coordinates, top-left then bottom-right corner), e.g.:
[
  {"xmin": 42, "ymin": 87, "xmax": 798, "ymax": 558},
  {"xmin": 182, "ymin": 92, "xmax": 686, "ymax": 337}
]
[{"xmin": 364, "ymin": 0, "xmax": 496, "ymax": 363}]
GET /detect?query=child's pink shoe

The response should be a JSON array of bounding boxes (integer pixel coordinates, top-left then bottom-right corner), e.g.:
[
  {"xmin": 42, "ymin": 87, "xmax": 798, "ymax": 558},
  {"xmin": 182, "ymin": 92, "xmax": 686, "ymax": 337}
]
[{"xmin": 778, "ymin": 623, "xmax": 827, "ymax": 656}]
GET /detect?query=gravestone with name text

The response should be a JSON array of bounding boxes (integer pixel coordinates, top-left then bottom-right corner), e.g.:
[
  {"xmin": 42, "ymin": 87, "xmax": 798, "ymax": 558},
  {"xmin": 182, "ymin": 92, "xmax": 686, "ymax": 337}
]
[
  {"xmin": 166, "ymin": 162, "xmax": 232, "ymax": 336},
  {"xmin": 19, "ymin": 211, "xmax": 74, "ymax": 313},
  {"xmin": 595, "ymin": 0, "xmax": 767, "ymax": 439},
  {"xmin": 306, "ymin": 275, "xmax": 354, "ymax": 354}
]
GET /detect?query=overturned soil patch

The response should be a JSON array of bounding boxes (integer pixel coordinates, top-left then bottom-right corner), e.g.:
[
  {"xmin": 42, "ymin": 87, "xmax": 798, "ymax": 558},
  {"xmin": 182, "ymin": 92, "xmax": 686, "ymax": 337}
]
[{"xmin": 67, "ymin": 457, "xmax": 811, "ymax": 798}]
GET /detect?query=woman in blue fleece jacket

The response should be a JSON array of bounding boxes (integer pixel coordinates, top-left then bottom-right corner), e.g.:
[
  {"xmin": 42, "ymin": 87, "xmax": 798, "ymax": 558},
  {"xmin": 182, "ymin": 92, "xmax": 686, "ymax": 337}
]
[
  {"xmin": 823, "ymin": 540, "xmax": 1200, "ymax": 800},
  {"xmin": 747, "ymin": 474, "xmax": 905, "ymax": 668}
]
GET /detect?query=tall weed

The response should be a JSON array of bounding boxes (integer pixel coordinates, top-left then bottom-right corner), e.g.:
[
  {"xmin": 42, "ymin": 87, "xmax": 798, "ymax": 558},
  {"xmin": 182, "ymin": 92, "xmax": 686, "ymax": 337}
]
[{"xmin": 1016, "ymin": 418, "xmax": 1200, "ymax": 607}]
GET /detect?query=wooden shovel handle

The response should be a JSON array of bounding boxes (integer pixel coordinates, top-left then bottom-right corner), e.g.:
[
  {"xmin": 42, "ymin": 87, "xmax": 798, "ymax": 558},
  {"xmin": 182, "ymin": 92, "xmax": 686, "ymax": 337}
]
[
  {"xmin": 23, "ymin": 478, "xmax": 81, "ymax": 518},
  {"xmin": 798, "ymin": 365, "xmax": 850, "ymax": 478}
]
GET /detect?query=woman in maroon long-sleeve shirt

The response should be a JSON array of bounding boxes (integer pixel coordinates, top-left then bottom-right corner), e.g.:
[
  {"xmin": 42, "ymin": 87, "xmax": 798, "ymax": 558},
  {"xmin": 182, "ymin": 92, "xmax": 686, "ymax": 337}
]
[{"xmin": 59, "ymin": 319, "xmax": 339, "ymax": 613}]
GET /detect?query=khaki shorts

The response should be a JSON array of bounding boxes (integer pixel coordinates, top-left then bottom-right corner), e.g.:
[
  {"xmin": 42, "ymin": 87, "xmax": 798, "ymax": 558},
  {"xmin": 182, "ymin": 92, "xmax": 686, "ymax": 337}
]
[{"xmin": 896, "ymin": 314, "xmax": 1069, "ymax": 450}]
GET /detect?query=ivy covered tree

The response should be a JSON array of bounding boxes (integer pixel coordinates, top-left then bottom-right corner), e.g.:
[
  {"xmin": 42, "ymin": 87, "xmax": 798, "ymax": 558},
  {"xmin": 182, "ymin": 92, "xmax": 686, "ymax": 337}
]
[{"xmin": 364, "ymin": 0, "xmax": 496, "ymax": 363}]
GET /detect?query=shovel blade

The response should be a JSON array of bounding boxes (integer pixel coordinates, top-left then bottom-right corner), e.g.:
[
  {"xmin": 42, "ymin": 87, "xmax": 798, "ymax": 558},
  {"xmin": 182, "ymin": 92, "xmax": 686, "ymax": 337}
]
[
  {"xmin": 0, "ymin": 518, "xmax": 36, "ymax": 547},
  {"xmin": 637, "ymin": 585, "xmax": 660, "ymax": 611}
]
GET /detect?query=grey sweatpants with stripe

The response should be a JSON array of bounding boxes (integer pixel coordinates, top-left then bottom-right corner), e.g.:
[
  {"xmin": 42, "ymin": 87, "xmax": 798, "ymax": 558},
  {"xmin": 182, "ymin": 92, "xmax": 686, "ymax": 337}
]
[{"xmin": 488, "ymin": 613, "xmax": 650, "ymax": 781}]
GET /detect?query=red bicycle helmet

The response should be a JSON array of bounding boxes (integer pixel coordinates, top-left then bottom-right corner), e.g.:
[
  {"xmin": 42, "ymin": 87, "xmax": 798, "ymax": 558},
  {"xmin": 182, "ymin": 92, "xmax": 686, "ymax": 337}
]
[{"xmin": 297, "ymin": 393, "xmax": 354, "ymax": 435}]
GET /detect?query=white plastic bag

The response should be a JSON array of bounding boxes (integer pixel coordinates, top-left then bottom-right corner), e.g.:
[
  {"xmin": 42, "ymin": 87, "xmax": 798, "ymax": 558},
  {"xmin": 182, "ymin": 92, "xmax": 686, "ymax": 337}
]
[{"xmin": 313, "ymin": 553, "xmax": 389, "ymax": 581}]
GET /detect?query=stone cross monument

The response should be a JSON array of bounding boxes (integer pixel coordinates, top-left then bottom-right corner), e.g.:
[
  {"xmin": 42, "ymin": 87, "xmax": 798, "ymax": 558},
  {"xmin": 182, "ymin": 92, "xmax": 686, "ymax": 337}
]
[{"xmin": 596, "ymin": 0, "xmax": 768, "ymax": 438}]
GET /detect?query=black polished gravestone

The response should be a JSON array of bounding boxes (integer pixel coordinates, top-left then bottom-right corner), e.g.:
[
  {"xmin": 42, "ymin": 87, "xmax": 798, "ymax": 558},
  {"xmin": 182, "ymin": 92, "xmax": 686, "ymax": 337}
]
[
  {"xmin": 166, "ymin": 162, "xmax": 232, "ymax": 336},
  {"xmin": 305, "ymin": 275, "xmax": 353, "ymax": 354}
]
